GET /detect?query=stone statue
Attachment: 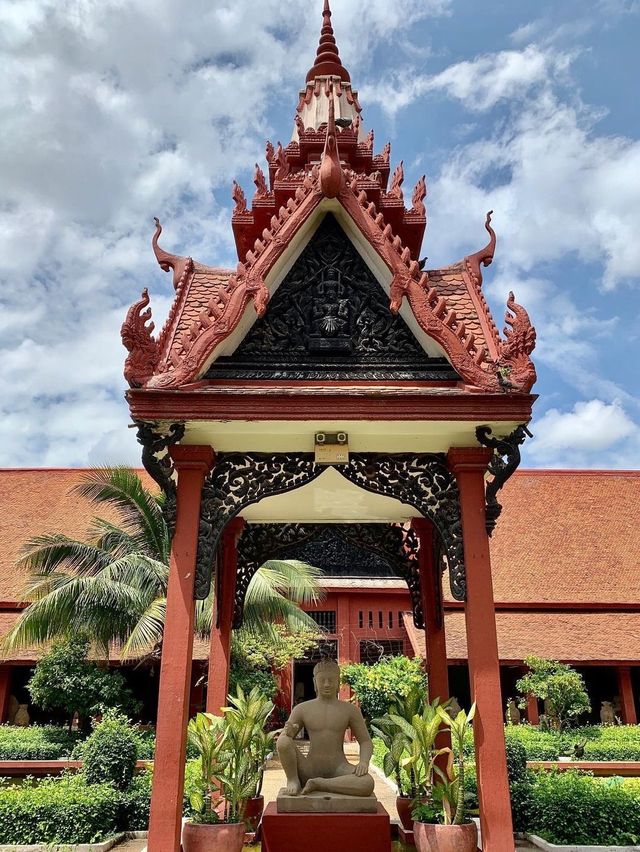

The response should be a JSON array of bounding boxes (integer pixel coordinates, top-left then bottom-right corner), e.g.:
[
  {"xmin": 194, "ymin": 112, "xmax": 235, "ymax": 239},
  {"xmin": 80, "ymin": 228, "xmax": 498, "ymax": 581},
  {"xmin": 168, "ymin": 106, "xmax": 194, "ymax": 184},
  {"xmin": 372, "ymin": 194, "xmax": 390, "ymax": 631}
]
[
  {"xmin": 600, "ymin": 700, "xmax": 615, "ymax": 725},
  {"xmin": 276, "ymin": 659, "xmax": 375, "ymax": 808},
  {"xmin": 506, "ymin": 698, "xmax": 521, "ymax": 725},
  {"xmin": 447, "ymin": 696, "xmax": 462, "ymax": 718},
  {"xmin": 13, "ymin": 704, "xmax": 30, "ymax": 727}
]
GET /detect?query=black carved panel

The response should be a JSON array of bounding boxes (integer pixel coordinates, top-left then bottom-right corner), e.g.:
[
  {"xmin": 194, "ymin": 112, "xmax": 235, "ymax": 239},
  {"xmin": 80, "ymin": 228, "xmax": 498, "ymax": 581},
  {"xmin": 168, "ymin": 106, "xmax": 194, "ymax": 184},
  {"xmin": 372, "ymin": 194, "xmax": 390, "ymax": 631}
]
[
  {"xmin": 476, "ymin": 424, "xmax": 532, "ymax": 535},
  {"xmin": 205, "ymin": 215, "xmax": 460, "ymax": 381},
  {"xmin": 195, "ymin": 453, "xmax": 465, "ymax": 605},
  {"xmin": 234, "ymin": 522, "xmax": 424, "ymax": 630}
]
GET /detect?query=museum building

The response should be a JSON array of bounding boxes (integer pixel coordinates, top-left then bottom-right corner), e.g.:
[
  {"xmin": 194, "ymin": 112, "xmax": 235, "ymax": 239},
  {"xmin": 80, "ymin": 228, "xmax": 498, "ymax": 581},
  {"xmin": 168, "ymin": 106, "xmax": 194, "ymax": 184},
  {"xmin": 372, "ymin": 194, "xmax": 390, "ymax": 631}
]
[
  {"xmin": 0, "ymin": 467, "xmax": 637, "ymax": 726},
  {"xmin": 2, "ymin": 3, "xmax": 640, "ymax": 848}
]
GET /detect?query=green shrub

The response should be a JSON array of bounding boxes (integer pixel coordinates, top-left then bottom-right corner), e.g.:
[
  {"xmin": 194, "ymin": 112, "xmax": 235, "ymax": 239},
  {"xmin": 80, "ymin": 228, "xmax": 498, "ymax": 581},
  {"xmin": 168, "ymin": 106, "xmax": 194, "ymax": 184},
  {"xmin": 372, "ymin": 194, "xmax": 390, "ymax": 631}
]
[
  {"xmin": 229, "ymin": 660, "xmax": 277, "ymax": 700},
  {"xmin": 0, "ymin": 724, "xmax": 83, "ymax": 760},
  {"xmin": 505, "ymin": 737, "xmax": 527, "ymax": 783},
  {"xmin": 0, "ymin": 774, "xmax": 120, "ymax": 844},
  {"xmin": 527, "ymin": 771, "xmax": 640, "ymax": 845},
  {"xmin": 559, "ymin": 725, "xmax": 640, "ymax": 761},
  {"xmin": 504, "ymin": 725, "xmax": 560, "ymax": 760},
  {"xmin": 341, "ymin": 655, "xmax": 427, "ymax": 721},
  {"xmin": 82, "ymin": 709, "xmax": 138, "ymax": 790},
  {"xmin": 183, "ymin": 757, "xmax": 202, "ymax": 818},
  {"xmin": 122, "ymin": 769, "xmax": 152, "ymax": 831}
]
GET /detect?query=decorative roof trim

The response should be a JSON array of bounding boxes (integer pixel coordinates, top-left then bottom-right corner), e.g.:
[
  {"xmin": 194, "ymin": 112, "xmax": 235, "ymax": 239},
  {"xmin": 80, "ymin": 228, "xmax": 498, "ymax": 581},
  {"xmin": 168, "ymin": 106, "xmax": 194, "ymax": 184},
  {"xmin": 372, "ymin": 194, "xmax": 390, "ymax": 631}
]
[
  {"xmin": 151, "ymin": 218, "xmax": 193, "ymax": 291},
  {"xmin": 465, "ymin": 210, "xmax": 496, "ymax": 287},
  {"xmin": 306, "ymin": 0, "xmax": 351, "ymax": 83},
  {"xmin": 319, "ymin": 84, "xmax": 344, "ymax": 198}
]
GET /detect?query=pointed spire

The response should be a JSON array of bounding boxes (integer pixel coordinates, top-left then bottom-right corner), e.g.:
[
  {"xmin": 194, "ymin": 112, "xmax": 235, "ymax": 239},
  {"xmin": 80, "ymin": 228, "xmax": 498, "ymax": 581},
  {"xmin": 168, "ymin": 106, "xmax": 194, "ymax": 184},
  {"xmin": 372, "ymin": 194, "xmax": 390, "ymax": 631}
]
[
  {"xmin": 319, "ymin": 84, "xmax": 344, "ymax": 198},
  {"xmin": 306, "ymin": 0, "xmax": 351, "ymax": 82}
]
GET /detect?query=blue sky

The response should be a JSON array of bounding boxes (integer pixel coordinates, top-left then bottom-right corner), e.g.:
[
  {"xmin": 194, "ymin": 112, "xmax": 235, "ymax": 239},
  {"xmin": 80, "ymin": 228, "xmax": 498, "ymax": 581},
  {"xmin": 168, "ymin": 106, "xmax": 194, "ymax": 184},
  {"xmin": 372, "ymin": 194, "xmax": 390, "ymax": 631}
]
[{"xmin": 0, "ymin": 0, "xmax": 638, "ymax": 468}]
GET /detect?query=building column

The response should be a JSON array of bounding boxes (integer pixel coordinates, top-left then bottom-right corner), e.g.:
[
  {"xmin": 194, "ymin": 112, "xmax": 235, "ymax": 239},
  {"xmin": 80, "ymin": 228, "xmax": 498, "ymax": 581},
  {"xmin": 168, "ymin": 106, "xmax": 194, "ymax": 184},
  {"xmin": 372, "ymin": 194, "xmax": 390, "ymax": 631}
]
[
  {"xmin": 412, "ymin": 519, "xmax": 449, "ymax": 705},
  {"xmin": 147, "ymin": 444, "xmax": 214, "ymax": 852},
  {"xmin": 449, "ymin": 448, "xmax": 514, "ymax": 852},
  {"xmin": 526, "ymin": 693, "xmax": 540, "ymax": 726},
  {"xmin": 206, "ymin": 518, "xmax": 245, "ymax": 715},
  {"xmin": 0, "ymin": 666, "xmax": 11, "ymax": 723},
  {"xmin": 617, "ymin": 666, "xmax": 637, "ymax": 725}
]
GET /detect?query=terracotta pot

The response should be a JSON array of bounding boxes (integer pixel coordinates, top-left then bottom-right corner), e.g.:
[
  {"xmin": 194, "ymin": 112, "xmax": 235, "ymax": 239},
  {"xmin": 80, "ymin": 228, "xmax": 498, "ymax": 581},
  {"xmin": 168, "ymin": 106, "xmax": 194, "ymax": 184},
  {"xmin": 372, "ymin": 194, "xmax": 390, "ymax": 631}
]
[
  {"xmin": 396, "ymin": 796, "xmax": 415, "ymax": 830},
  {"xmin": 413, "ymin": 821, "xmax": 478, "ymax": 852},
  {"xmin": 182, "ymin": 820, "xmax": 246, "ymax": 852},
  {"xmin": 244, "ymin": 795, "xmax": 264, "ymax": 833}
]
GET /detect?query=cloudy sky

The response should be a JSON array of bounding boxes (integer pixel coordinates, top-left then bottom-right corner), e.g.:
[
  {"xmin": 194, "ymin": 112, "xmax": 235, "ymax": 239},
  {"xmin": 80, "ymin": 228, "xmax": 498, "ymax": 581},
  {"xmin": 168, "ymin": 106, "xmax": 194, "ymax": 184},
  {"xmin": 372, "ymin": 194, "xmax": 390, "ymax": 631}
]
[{"xmin": 1, "ymin": 0, "xmax": 638, "ymax": 469}]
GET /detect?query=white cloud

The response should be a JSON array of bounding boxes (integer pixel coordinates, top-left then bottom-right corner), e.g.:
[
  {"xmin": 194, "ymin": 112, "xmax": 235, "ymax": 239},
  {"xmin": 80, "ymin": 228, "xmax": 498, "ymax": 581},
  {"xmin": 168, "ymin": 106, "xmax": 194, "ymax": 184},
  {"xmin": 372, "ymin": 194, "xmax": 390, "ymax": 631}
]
[{"xmin": 527, "ymin": 399, "xmax": 639, "ymax": 467}]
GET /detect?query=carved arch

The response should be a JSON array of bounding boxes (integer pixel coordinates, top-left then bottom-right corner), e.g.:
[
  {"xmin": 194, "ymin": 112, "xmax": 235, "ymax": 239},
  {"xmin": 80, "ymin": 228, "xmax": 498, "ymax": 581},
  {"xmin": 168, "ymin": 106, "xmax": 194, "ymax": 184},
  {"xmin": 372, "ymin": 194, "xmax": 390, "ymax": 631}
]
[{"xmin": 196, "ymin": 452, "xmax": 465, "ymax": 605}]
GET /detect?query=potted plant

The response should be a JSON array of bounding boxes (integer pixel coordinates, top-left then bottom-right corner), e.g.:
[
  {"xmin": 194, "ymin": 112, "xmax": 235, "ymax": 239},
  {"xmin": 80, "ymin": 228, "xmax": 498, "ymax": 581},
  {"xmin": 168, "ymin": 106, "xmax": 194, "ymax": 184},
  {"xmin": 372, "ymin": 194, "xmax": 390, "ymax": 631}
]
[
  {"xmin": 224, "ymin": 687, "xmax": 279, "ymax": 835},
  {"xmin": 183, "ymin": 687, "xmax": 278, "ymax": 851},
  {"xmin": 373, "ymin": 690, "xmax": 451, "ymax": 831},
  {"xmin": 412, "ymin": 703, "xmax": 477, "ymax": 852}
]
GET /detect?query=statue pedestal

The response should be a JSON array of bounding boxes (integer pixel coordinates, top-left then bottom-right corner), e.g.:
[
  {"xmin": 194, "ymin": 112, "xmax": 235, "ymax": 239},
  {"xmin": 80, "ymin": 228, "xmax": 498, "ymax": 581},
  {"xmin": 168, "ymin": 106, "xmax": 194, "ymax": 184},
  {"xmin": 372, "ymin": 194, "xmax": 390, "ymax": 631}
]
[
  {"xmin": 276, "ymin": 788, "xmax": 378, "ymax": 813},
  {"xmin": 262, "ymin": 801, "xmax": 391, "ymax": 852}
]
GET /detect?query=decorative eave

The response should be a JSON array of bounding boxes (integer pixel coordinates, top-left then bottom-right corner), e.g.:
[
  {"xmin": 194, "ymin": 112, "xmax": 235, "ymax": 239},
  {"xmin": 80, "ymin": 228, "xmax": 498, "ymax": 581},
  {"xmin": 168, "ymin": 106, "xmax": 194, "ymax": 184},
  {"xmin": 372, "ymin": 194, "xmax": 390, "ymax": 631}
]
[{"xmin": 121, "ymin": 162, "xmax": 536, "ymax": 393}]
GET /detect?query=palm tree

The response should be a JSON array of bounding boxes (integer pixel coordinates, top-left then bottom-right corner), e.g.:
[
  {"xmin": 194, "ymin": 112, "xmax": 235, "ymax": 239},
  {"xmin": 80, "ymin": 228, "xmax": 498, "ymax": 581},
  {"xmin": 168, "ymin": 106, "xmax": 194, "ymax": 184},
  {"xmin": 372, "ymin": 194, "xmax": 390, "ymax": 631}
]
[{"xmin": 2, "ymin": 468, "xmax": 323, "ymax": 659}]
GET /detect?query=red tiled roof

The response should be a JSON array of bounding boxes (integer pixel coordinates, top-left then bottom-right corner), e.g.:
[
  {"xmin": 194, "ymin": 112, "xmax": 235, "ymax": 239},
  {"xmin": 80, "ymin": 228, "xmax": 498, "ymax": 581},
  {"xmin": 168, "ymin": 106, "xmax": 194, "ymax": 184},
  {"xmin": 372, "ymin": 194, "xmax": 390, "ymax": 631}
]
[
  {"xmin": 405, "ymin": 610, "xmax": 640, "ymax": 663},
  {"xmin": 487, "ymin": 470, "xmax": 640, "ymax": 605},
  {"xmin": 0, "ymin": 468, "xmax": 156, "ymax": 602}
]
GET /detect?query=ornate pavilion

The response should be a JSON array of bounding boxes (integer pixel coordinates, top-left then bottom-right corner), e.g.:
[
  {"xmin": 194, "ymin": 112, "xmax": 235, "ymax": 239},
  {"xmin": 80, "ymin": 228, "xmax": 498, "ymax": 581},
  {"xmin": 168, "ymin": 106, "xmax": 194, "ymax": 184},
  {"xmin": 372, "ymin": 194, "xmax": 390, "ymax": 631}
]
[{"xmin": 117, "ymin": 2, "xmax": 539, "ymax": 850}]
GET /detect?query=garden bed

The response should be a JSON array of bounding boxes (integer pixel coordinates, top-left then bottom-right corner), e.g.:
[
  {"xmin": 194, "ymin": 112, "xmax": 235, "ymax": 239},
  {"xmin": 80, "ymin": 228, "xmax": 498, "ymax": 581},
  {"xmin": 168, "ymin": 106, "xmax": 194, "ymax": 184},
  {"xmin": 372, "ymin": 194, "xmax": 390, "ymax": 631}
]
[
  {"xmin": 0, "ymin": 831, "xmax": 147, "ymax": 852},
  {"xmin": 526, "ymin": 833, "xmax": 640, "ymax": 852}
]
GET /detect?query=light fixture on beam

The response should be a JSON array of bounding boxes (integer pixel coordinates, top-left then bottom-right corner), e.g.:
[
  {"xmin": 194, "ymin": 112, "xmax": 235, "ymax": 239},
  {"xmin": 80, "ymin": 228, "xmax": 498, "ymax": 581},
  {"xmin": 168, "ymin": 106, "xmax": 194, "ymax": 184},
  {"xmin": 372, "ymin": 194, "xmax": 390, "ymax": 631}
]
[{"xmin": 314, "ymin": 431, "xmax": 349, "ymax": 465}]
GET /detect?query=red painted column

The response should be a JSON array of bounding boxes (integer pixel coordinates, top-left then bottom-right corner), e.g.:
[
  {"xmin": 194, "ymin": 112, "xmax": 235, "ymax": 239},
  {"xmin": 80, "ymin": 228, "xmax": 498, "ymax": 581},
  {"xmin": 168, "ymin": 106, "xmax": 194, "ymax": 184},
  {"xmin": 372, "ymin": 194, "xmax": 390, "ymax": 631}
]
[
  {"xmin": 147, "ymin": 444, "xmax": 214, "ymax": 852},
  {"xmin": 449, "ymin": 448, "xmax": 514, "ymax": 852},
  {"xmin": 412, "ymin": 519, "xmax": 449, "ymax": 705},
  {"xmin": 337, "ymin": 596, "xmax": 352, "ymax": 701},
  {"xmin": 617, "ymin": 666, "xmax": 637, "ymax": 725},
  {"xmin": 526, "ymin": 694, "xmax": 540, "ymax": 726},
  {"xmin": 0, "ymin": 666, "xmax": 11, "ymax": 723},
  {"xmin": 206, "ymin": 518, "xmax": 245, "ymax": 715}
]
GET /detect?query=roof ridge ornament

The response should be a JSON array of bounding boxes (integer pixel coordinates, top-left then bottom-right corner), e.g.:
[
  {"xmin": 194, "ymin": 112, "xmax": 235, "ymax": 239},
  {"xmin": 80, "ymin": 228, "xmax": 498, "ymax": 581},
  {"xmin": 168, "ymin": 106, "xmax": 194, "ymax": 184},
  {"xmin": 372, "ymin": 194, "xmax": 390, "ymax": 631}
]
[
  {"xmin": 152, "ymin": 218, "xmax": 192, "ymax": 291},
  {"xmin": 319, "ymin": 84, "xmax": 344, "ymax": 198},
  {"xmin": 466, "ymin": 211, "xmax": 496, "ymax": 287},
  {"xmin": 121, "ymin": 288, "xmax": 159, "ymax": 388},
  {"xmin": 306, "ymin": 0, "xmax": 351, "ymax": 82}
]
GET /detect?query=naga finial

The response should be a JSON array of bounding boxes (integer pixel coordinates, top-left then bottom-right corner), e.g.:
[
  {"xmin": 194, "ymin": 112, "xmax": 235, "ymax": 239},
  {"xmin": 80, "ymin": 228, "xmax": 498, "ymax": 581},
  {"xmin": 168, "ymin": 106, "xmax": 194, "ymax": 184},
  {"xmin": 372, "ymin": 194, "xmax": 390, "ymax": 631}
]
[
  {"xmin": 388, "ymin": 161, "xmax": 404, "ymax": 199},
  {"xmin": 410, "ymin": 175, "xmax": 427, "ymax": 216},
  {"xmin": 319, "ymin": 83, "xmax": 343, "ymax": 199},
  {"xmin": 151, "ymin": 218, "xmax": 192, "ymax": 290},
  {"xmin": 121, "ymin": 288, "xmax": 159, "ymax": 389},
  {"xmin": 466, "ymin": 211, "xmax": 496, "ymax": 287}
]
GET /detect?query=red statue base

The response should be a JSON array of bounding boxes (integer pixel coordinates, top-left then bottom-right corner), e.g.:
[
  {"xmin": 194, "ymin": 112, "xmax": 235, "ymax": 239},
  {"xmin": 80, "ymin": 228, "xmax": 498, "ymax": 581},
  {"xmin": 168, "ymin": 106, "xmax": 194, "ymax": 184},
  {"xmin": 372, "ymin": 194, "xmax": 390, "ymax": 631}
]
[{"xmin": 261, "ymin": 801, "xmax": 391, "ymax": 852}]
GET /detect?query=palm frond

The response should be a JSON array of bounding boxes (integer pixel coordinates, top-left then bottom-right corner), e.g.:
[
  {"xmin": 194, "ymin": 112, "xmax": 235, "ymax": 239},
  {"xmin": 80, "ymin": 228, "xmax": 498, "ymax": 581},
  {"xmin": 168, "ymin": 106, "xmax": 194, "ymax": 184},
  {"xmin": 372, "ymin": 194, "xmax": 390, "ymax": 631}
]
[
  {"xmin": 18, "ymin": 535, "xmax": 114, "ymax": 577},
  {"xmin": 120, "ymin": 598, "xmax": 167, "ymax": 658},
  {"xmin": 73, "ymin": 467, "xmax": 168, "ymax": 560}
]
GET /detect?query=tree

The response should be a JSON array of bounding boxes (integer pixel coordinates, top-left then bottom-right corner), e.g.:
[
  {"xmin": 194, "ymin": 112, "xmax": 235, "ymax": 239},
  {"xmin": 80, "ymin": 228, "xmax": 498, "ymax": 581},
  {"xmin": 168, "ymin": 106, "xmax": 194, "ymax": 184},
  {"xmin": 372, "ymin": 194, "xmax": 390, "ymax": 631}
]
[
  {"xmin": 27, "ymin": 634, "xmax": 139, "ymax": 727},
  {"xmin": 516, "ymin": 656, "xmax": 591, "ymax": 730},
  {"xmin": 3, "ymin": 468, "xmax": 323, "ymax": 658}
]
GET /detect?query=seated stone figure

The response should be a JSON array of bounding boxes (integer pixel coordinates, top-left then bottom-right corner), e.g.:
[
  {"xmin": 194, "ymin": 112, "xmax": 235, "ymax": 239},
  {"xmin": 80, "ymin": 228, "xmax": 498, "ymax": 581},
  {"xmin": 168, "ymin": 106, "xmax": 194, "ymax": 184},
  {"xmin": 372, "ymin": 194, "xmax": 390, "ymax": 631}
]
[{"xmin": 276, "ymin": 658, "xmax": 375, "ymax": 798}]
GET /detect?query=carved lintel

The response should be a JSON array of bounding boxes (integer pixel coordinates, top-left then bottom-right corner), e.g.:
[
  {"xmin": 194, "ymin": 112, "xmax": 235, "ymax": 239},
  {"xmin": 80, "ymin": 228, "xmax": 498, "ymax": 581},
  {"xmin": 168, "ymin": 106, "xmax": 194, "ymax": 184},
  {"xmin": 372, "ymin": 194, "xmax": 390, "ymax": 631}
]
[
  {"xmin": 134, "ymin": 420, "xmax": 185, "ymax": 535},
  {"xmin": 195, "ymin": 452, "xmax": 466, "ymax": 603},
  {"xmin": 476, "ymin": 424, "xmax": 532, "ymax": 535}
]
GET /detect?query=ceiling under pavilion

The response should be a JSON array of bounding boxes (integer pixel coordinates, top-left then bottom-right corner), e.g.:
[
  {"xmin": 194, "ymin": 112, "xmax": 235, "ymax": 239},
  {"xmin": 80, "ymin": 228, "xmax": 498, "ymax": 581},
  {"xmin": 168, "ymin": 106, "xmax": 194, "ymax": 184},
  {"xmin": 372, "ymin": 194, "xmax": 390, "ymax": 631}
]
[{"xmin": 121, "ymin": 0, "xmax": 538, "ymax": 525}]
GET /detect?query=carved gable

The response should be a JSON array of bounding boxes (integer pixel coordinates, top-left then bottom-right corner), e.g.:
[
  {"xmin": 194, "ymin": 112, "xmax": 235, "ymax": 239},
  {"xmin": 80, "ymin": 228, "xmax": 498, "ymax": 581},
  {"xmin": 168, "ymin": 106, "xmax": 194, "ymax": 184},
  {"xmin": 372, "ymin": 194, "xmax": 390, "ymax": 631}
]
[{"xmin": 206, "ymin": 215, "xmax": 459, "ymax": 381}]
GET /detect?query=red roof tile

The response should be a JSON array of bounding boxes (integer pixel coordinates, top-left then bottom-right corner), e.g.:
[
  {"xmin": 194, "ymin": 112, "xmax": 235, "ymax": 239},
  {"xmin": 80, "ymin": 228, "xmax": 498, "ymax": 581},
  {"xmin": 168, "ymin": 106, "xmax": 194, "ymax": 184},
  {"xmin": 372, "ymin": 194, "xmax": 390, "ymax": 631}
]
[{"xmin": 405, "ymin": 610, "xmax": 640, "ymax": 663}]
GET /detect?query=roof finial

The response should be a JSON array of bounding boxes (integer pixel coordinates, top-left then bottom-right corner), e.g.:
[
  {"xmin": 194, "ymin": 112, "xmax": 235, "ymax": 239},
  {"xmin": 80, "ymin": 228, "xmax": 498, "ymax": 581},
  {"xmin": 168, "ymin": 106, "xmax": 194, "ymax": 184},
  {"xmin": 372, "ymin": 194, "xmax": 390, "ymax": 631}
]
[
  {"xmin": 319, "ymin": 84, "xmax": 344, "ymax": 198},
  {"xmin": 306, "ymin": 0, "xmax": 351, "ymax": 82}
]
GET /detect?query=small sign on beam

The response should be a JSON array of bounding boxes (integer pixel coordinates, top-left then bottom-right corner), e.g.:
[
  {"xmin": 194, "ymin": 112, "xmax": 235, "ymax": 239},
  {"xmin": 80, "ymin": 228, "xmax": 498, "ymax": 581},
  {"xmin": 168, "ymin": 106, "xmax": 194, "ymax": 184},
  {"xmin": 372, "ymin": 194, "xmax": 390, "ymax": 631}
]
[{"xmin": 315, "ymin": 431, "xmax": 349, "ymax": 465}]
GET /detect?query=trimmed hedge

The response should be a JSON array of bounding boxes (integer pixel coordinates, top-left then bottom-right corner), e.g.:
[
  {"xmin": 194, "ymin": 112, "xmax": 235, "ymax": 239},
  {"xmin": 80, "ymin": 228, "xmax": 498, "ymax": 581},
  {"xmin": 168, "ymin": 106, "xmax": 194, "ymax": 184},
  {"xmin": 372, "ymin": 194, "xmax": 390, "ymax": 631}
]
[
  {"xmin": 527, "ymin": 771, "xmax": 640, "ymax": 845},
  {"xmin": 122, "ymin": 769, "xmax": 152, "ymax": 831},
  {"xmin": 82, "ymin": 710, "xmax": 138, "ymax": 790},
  {"xmin": 0, "ymin": 724, "xmax": 83, "ymax": 760},
  {"xmin": 0, "ymin": 774, "xmax": 121, "ymax": 844},
  {"xmin": 463, "ymin": 724, "xmax": 640, "ymax": 761}
]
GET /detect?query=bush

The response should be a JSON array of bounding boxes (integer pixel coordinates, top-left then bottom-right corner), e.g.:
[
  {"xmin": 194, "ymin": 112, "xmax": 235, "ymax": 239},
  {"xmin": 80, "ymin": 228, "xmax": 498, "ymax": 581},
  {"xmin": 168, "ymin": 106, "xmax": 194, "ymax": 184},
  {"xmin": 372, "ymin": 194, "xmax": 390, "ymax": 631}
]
[
  {"xmin": 229, "ymin": 660, "xmax": 277, "ymax": 700},
  {"xmin": 516, "ymin": 657, "xmax": 590, "ymax": 730},
  {"xmin": 0, "ymin": 774, "xmax": 121, "ymax": 844},
  {"xmin": 560, "ymin": 725, "xmax": 640, "ymax": 761},
  {"xmin": 505, "ymin": 737, "xmax": 528, "ymax": 783},
  {"xmin": 82, "ymin": 709, "xmax": 138, "ymax": 790},
  {"xmin": 121, "ymin": 769, "xmax": 152, "ymax": 831},
  {"xmin": 341, "ymin": 655, "xmax": 427, "ymax": 721},
  {"xmin": 28, "ymin": 635, "xmax": 140, "ymax": 726},
  {"xmin": 527, "ymin": 771, "xmax": 640, "ymax": 845},
  {"xmin": 0, "ymin": 724, "xmax": 83, "ymax": 760}
]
